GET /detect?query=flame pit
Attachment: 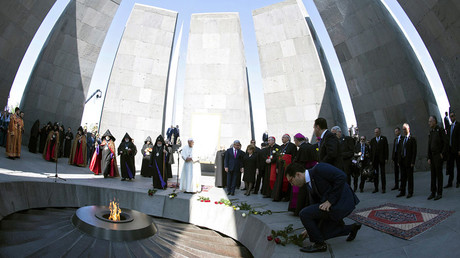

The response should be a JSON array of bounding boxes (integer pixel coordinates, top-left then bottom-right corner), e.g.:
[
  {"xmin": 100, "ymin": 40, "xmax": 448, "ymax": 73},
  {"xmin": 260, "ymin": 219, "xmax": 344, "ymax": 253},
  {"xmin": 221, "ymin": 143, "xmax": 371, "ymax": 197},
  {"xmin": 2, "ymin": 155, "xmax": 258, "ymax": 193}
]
[{"xmin": 72, "ymin": 205, "xmax": 157, "ymax": 241}]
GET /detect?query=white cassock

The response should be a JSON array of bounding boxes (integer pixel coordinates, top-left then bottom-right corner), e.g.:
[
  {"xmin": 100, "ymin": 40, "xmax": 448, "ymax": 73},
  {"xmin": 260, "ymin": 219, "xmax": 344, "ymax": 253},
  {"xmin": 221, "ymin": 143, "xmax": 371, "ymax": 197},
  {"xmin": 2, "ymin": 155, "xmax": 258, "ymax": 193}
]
[{"xmin": 180, "ymin": 145, "xmax": 201, "ymax": 192}]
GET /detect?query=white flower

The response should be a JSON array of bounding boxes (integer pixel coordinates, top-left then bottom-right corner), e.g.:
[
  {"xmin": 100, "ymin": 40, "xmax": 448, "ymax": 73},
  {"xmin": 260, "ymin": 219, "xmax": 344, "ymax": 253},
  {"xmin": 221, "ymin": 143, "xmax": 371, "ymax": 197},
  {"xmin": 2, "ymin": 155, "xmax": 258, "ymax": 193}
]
[
  {"xmin": 236, "ymin": 207, "xmax": 240, "ymax": 211},
  {"xmin": 242, "ymin": 213, "xmax": 247, "ymax": 218}
]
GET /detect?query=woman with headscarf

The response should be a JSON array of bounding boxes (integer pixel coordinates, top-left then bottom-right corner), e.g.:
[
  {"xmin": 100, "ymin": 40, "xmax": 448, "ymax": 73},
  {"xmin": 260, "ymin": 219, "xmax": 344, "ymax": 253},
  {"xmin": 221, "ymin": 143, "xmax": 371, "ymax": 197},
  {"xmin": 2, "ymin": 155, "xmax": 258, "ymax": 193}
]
[
  {"xmin": 43, "ymin": 123, "xmax": 60, "ymax": 162},
  {"xmin": 90, "ymin": 130, "xmax": 119, "ymax": 178},
  {"xmin": 141, "ymin": 136, "xmax": 154, "ymax": 177},
  {"xmin": 150, "ymin": 135, "xmax": 169, "ymax": 189},
  {"xmin": 69, "ymin": 126, "xmax": 87, "ymax": 167},
  {"xmin": 118, "ymin": 133, "xmax": 137, "ymax": 181},
  {"xmin": 28, "ymin": 120, "xmax": 40, "ymax": 153}
]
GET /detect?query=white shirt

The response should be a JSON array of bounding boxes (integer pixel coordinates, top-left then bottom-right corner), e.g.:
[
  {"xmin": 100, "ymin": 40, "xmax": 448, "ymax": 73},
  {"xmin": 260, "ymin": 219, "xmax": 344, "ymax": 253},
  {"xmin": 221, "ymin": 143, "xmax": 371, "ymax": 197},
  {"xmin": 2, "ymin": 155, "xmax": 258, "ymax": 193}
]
[
  {"xmin": 305, "ymin": 170, "xmax": 311, "ymax": 188},
  {"xmin": 320, "ymin": 130, "xmax": 327, "ymax": 140}
]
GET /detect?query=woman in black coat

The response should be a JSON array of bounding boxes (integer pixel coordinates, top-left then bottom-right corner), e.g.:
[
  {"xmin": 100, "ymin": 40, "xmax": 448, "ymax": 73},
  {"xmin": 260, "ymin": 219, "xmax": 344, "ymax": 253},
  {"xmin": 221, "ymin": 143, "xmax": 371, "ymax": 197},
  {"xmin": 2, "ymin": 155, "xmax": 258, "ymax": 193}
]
[{"xmin": 243, "ymin": 145, "xmax": 258, "ymax": 196}]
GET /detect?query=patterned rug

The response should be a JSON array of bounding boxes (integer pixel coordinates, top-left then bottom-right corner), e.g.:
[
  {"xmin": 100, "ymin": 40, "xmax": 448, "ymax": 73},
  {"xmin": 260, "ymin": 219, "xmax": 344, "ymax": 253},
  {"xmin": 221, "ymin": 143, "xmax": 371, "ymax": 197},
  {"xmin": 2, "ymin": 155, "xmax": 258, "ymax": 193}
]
[{"xmin": 348, "ymin": 203, "xmax": 454, "ymax": 240}]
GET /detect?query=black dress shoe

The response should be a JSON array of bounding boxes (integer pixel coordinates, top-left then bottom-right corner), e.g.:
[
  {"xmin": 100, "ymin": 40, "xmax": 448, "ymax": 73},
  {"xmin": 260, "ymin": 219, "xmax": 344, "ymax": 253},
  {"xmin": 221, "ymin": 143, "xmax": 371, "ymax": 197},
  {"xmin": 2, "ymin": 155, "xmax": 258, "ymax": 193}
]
[
  {"xmin": 396, "ymin": 192, "xmax": 405, "ymax": 197},
  {"xmin": 391, "ymin": 186, "xmax": 399, "ymax": 190},
  {"xmin": 444, "ymin": 184, "xmax": 452, "ymax": 188},
  {"xmin": 406, "ymin": 193, "xmax": 413, "ymax": 198},
  {"xmin": 382, "ymin": 190, "xmax": 386, "ymax": 194},
  {"xmin": 300, "ymin": 242, "xmax": 327, "ymax": 253},
  {"xmin": 346, "ymin": 223, "xmax": 362, "ymax": 242},
  {"xmin": 372, "ymin": 189, "xmax": 378, "ymax": 193},
  {"xmin": 427, "ymin": 193, "xmax": 435, "ymax": 200},
  {"xmin": 434, "ymin": 195, "xmax": 442, "ymax": 200}
]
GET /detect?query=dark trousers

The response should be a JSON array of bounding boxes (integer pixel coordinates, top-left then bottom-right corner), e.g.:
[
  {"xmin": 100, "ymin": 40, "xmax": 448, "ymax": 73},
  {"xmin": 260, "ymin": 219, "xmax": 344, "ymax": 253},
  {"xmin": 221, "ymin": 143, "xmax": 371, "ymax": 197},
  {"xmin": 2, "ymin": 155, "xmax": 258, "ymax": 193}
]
[
  {"xmin": 446, "ymin": 151, "xmax": 460, "ymax": 185},
  {"xmin": 236, "ymin": 170, "xmax": 242, "ymax": 188},
  {"xmin": 343, "ymin": 159, "xmax": 352, "ymax": 185},
  {"xmin": 299, "ymin": 204, "xmax": 352, "ymax": 243},
  {"xmin": 400, "ymin": 160, "xmax": 414, "ymax": 195},
  {"xmin": 430, "ymin": 153, "xmax": 443, "ymax": 195},
  {"xmin": 393, "ymin": 160, "xmax": 400, "ymax": 188},
  {"xmin": 254, "ymin": 169, "xmax": 263, "ymax": 193},
  {"xmin": 227, "ymin": 170, "xmax": 238, "ymax": 194},
  {"xmin": 373, "ymin": 160, "xmax": 386, "ymax": 190}
]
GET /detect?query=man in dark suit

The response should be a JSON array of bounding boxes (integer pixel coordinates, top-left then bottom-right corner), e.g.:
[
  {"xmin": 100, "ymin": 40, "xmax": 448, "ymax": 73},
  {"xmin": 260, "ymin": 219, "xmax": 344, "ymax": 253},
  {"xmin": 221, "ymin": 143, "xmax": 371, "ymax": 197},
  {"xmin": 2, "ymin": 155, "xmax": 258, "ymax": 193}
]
[
  {"xmin": 391, "ymin": 127, "xmax": 403, "ymax": 190},
  {"xmin": 354, "ymin": 136, "xmax": 370, "ymax": 192},
  {"xmin": 314, "ymin": 118, "xmax": 340, "ymax": 168},
  {"xmin": 446, "ymin": 111, "xmax": 460, "ymax": 188},
  {"xmin": 286, "ymin": 162, "xmax": 361, "ymax": 253},
  {"xmin": 224, "ymin": 140, "xmax": 244, "ymax": 195},
  {"xmin": 427, "ymin": 116, "xmax": 448, "ymax": 200},
  {"xmin": 331, "ymin": 126, "xmax": 355, "ymax": 185},
  {"xmin": 397, "ymin": 123, "xmax": 417, "ymax": 198},
  {"xmin": 370, "ymin": 127, "xmax": 389, "ymax": 193},
  {"xmin": 444, "ymin": 111, "xmax": 450, "ymax": 131}
]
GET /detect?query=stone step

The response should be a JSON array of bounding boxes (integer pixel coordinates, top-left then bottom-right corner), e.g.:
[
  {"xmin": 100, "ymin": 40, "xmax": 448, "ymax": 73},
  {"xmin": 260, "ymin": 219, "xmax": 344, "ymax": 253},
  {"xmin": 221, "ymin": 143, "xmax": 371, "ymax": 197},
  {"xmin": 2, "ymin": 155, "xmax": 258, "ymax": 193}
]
[
  {"xmin": 27, "ymin": 228, "xmax": 82, "ymax": 257},
  {"xmin": 0, "ymin": 220, "xmax": 70, "ymax": 246}
]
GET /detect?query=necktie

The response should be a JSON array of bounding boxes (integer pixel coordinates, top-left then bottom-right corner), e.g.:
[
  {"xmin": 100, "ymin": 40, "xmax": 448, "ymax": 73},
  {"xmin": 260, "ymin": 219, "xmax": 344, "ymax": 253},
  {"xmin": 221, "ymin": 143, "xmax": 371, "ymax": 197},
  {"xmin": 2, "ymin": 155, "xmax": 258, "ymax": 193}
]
[
  {"xmin": 403, "ymin": 137, "xmax": 408, "ymax": 157},
  {"xmin": 361, "ymin": 144, "xmax": 365, "ymax": 158},
  {"xmin": 234, "ymin": 149, "xmax": 236, "ymax": 158},
  {"xmin": 395, "ymin": 137, "xmax": 399, "ymax": 152},
  {"xmin": 377, "ymin": 137, "xmax": 380, "ymax": 143},
  {"xmin": 450, "ymin": 122, "xmax": 455, "ymax": 146}
]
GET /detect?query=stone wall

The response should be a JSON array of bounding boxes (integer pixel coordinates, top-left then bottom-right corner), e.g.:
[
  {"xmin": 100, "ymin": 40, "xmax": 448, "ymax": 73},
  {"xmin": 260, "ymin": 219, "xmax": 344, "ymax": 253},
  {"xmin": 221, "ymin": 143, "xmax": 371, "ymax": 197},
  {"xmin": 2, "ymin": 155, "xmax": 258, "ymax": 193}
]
[
  {"xmin": 182, "ymin": 13, "xmax": 252, "ymax": 161},
  {"xmin": 398, "ymin": 0, "xmax": 460, "ymax": 113},
  {"xmin": 253, "ymin": 0, "xmax": 345, "ymax": 141},
  {"xmin": 314, "ymin": 0, "xmax": 439, "ymax": 170},
  {"xmin": 100, "ymin": 4, "xmax": 177, "ymax": 169},
  {"xmin": 0, "ymin": 0, "xmax": 56, "ymax": 109},
  {"xmin": 20, "ymin": 0, "xmax": 120, "ymax": 145}
]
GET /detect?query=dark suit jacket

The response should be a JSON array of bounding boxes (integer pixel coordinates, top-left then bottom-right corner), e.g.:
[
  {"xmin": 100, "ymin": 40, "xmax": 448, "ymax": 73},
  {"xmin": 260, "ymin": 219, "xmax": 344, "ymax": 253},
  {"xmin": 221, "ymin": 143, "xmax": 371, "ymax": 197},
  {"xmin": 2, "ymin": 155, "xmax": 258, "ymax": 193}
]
[
  {"xmin": 447, "ymin": 121, "xmax": 460, "ymax": 153},
  {"xmin": 428, "ymin": 125, "xmax": 448, "ymax": 160},
  {"xmin": 444, "ymin": 116, "xmax": 450, "ymax": 130},
  {"xmin": 338, "ymin": 136, "xmax": 355, "ymax": 160},
  {"xmin": 354, "ymin": 142, "xmax": 370, "ymax": 162},
  {"xmin": 224, "ymin": 148, "xmax": 244, "ymax": 171},
  {"xmin": 308, "ymin": 163, "xmax": 360, "ymax": 221},
  {"xmin": 370, "ymin": 136, "xmax": 389, "ymax": 162},
  {"xmin": 400, "ymin": 134, "xmax": 417, "ymax": 167},
  {"xmin": 392, "ymin": 135, "xmax": 403, "ymax": 162},
  {"xmin": 319, "ymin": 130, "xmax": 340, "ymax": 168}
]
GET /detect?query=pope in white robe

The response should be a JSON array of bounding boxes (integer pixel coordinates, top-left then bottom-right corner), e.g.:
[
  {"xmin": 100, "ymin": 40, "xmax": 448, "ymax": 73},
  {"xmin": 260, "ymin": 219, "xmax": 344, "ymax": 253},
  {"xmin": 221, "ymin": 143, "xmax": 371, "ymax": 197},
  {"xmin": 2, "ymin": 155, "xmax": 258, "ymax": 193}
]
[{"xmin": 180, "ymin": 138, "xmax": 201, "ymax": 193}]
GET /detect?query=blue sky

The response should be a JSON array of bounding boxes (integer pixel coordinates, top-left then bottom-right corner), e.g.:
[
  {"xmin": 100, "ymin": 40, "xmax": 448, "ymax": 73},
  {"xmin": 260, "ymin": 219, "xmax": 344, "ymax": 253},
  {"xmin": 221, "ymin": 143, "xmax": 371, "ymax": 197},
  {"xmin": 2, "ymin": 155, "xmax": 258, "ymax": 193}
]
[{"xmin": 8, "ymin": 0, "xmax": 449, "ymax": 139}]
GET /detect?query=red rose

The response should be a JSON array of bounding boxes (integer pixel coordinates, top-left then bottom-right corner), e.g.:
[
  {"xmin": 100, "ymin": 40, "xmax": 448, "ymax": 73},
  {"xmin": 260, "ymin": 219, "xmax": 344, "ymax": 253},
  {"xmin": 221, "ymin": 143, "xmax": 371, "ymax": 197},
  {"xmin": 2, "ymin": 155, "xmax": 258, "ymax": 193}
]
[
  {"xmin": 267, "ymin": 235, "xmax": 273, "ymax": 241},
  {"xmin": 219, "ymin": 202, "xmax": 223, "ymax": 204},
  {"xmin": 215, "ymin": 201, "xmax": 218, "ymax": 204},
  {"xmin": 201, "ymin": 200, "xmax": 204, "ymax": 202},
  {"xmin": 206, "ymin": 200, "xmax": 210, "ymax": 202},
  {"xmin": 274, "ymin": 237, "xmax": 281, "ymax": 244}
]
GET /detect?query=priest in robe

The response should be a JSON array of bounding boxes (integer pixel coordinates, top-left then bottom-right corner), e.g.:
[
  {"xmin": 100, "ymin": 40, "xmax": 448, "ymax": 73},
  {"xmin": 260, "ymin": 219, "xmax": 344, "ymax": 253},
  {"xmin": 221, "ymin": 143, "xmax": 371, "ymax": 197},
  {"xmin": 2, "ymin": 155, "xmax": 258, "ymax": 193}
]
[
  {"xmin": 39, "ymin": 122, "xmax": 51, "ymax": 153},
  {"xmin": 180, "ymin": 138, "xmax": 201, "ymax": 193},
  {"xmin": 90, "ymin": 130, "xmax": 119, "ymax": 178},
  {"xmin": 63, "ymin": 127, "xmax": 73, "ymax": 157},
  {"xmin": 118, "ymin": 133, "xmax": 137, "ymax": 181},
  {"xmin": 43, "ymin": 123, "xmax": 60, "ymax": 162},
  {"xmin": 150, "ymin": 135, "xmax": 168, "ymax": 189},
  {"xmin": 261, "ymin": 136, "xmax": 280, "ymax": 198},
  {"xmin": 28, "ymin": 120, "xmax": 40, "ymax": 153},
  {"xmin": 69, "ymin": 126, "xmax": 87, "ymax": 167},
  {"xmin": 6, "ymin": 107, "xmax": 24, "ymax": 159},
  {"xmin": 272, "ymin": 134, "xmax": 297, "ymax": 201},
  {"xmin": 141, "ymin": 136, "xmax": 154, "ymax": 177},
  {"xmin": 165, "ymin": 141, "xmax": 174, "ymax": 179}
]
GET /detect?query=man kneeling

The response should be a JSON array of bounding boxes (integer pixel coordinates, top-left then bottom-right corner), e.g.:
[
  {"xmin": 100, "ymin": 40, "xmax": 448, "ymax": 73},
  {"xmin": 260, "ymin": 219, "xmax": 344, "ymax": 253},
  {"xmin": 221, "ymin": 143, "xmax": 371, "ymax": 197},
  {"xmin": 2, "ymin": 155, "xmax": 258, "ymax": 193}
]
[{"xmin": 285, "ymin": 162, "xmax": 362, "ymax": 253}]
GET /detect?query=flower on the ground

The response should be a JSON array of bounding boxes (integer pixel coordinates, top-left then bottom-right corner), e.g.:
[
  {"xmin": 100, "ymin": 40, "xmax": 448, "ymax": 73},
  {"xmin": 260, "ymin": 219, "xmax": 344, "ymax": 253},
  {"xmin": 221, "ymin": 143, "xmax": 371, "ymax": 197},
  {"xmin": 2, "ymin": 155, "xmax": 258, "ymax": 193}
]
[
  {"xmin": 215, "ymin": 201, "xmax": 218, "ymax": 204},
  {"xmin": 275, "ymin": 237, "xmax": 281, "ymax": 244},
  {"xmin": 267, "ymin": 235, "xmax": 273, "ymax": 241},
  {"xmin": 242, "ymin": 213, "xmax": 247, "ymax": 218}
]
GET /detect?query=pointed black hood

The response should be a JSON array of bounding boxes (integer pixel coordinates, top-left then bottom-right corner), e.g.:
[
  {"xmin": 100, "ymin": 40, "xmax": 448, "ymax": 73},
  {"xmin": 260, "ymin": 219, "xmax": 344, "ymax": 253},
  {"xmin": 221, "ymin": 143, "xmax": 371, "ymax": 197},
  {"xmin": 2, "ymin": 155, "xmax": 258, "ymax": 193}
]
[
  {"xmin": 155, "ymin": 135, "xmax": 165, "ymax": 145},
  {"xmin": 123, "ymin": 133, "xmax": 132, "ymax": 142},
  {"xmin": 102, "ymin": 129, "xmax": 115, "ymax": 142},
  {"xmin": 145, "ymin": 136, "xmax": 152, "ymax": 144}
]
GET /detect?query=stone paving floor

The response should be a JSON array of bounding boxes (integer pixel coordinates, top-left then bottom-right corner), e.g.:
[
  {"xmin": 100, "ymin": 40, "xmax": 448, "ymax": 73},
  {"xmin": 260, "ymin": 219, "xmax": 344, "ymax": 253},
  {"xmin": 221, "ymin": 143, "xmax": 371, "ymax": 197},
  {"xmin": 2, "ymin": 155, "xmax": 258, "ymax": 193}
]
[{"xmin": 1, "ymin": 149, "xmax": 459, "ymax": 257}]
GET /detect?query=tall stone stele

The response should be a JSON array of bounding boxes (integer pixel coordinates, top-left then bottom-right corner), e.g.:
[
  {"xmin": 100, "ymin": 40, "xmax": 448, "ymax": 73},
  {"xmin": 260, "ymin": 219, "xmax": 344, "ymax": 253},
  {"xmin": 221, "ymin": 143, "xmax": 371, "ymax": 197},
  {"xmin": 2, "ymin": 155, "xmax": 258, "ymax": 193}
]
[
  {"xmin": 253, "ymin": 0, "xmax": 346, "ymax": 141},
  {"xmin": 20, "ymin": 0, "xmax": 121, "ymax": 144},
  {"xmin": 100, "ymin": 4, "xmax": 178, "ymax": 169},
  {"xmin": 182, "ymin": 13, "xmax": 252, "ymax": 162}
]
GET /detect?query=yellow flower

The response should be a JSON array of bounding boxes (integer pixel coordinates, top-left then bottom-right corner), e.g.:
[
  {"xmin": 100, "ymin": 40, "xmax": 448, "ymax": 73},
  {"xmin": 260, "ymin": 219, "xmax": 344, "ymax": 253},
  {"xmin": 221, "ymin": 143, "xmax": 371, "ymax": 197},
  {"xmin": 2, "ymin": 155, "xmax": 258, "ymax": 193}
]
[{"xmin": 316, "ymin": 148, "xmax": 319, "ymax": 152}]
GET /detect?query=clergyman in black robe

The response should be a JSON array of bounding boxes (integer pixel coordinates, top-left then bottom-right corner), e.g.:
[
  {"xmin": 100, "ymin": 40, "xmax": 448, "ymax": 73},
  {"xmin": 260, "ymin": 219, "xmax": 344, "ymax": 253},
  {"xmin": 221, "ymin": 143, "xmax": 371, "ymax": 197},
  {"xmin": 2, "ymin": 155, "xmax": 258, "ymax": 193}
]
[
  {"xmin": 141, "ymin": 136, "xmax": 154, "ymax": 177},
  {"xmin": 118, "ymin": 133, "xmax": 137, "ymax": 181},
  {"xmin": 58, "ymin": 125, "xmax": 65, "ymax": 158},
  {"xmin": 39, "ymin": 122, "xmax": 51, "ymax": 153},
  {"xmin": 63, "ymin": 127, "xmax": 73, "ymax": 157},
  {"xmin": 150, "ymin": 135, "xmax": 169, "ymax": 189},
  {"xmin": 28, "ymin": 120, "xmax": 40, "ymax": 153},
  {"xmin": 272, "ymin": 134, "xmax": 297, "ymax": 201}
]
